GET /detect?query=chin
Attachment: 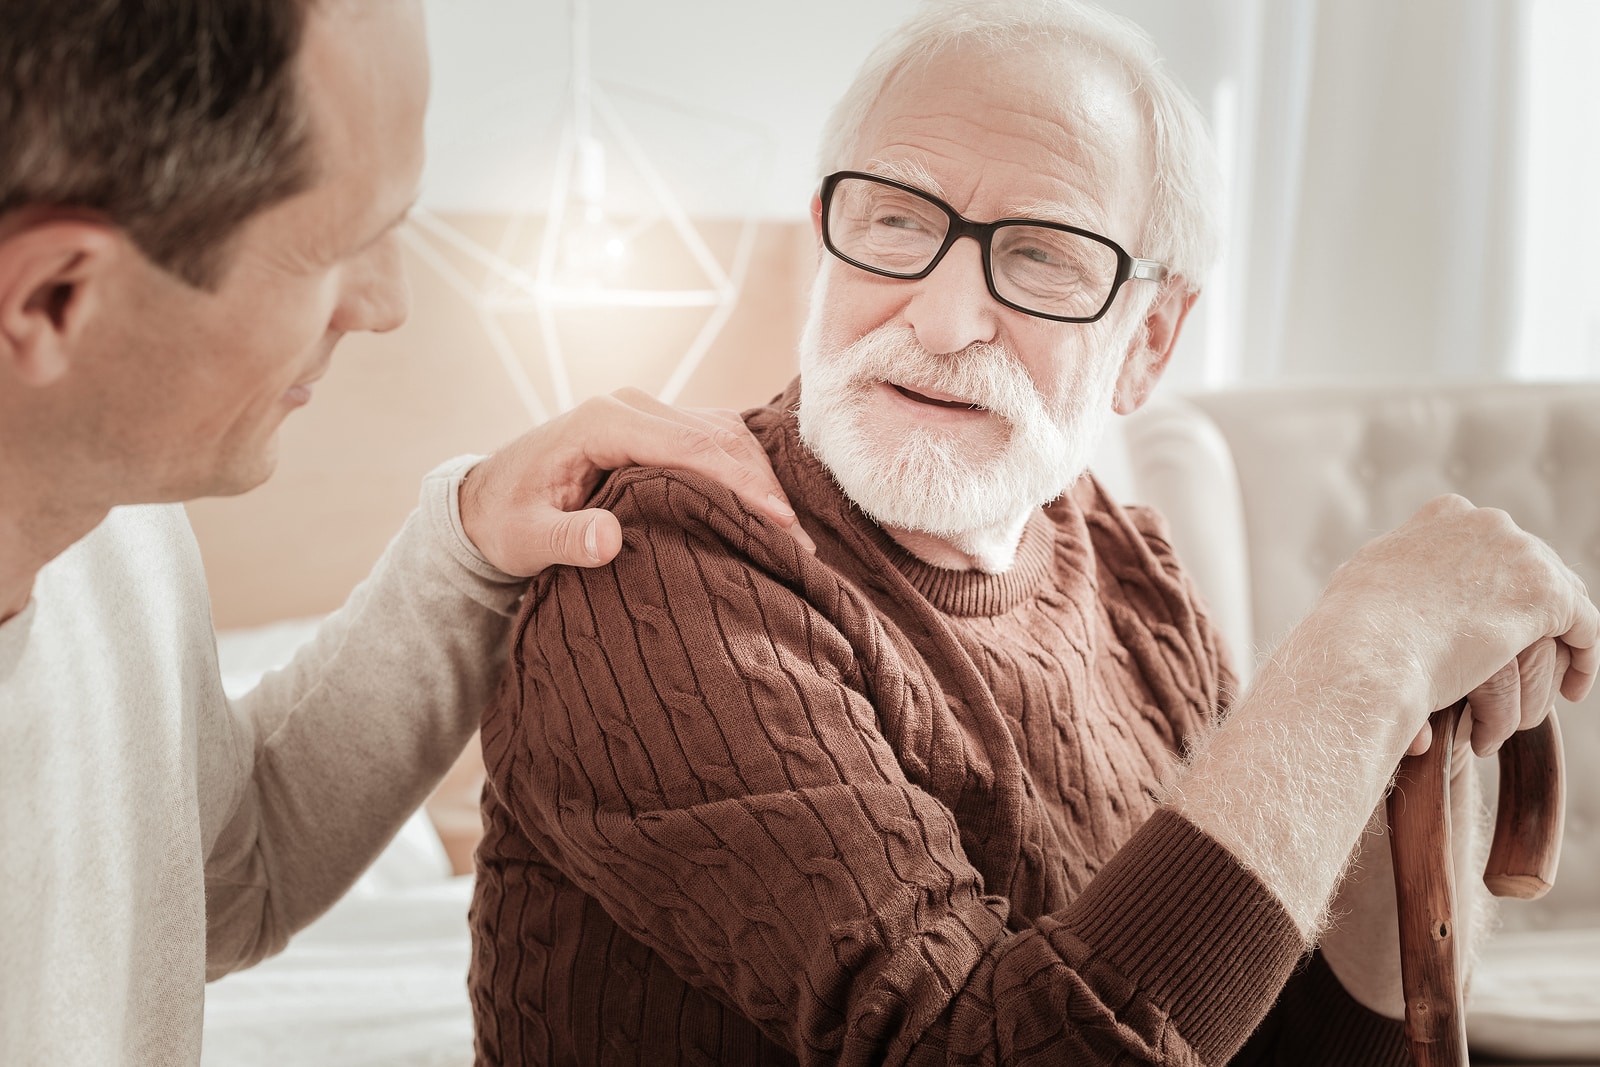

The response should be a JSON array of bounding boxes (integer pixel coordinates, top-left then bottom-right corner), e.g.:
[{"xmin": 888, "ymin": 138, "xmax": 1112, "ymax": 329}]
[
  {"xmin": 800, "ymin": 372, "xmax": 1092, "ymax": 539},
  {"xmin": 198, "ymin": 440, "xmax": 281, "ymax": 499}
]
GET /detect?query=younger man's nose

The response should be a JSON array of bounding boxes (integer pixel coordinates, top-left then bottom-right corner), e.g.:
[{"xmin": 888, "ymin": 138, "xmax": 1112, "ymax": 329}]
[{"xmin": 334, "ymin": 235, "xmax": 412, "ymax": 336}]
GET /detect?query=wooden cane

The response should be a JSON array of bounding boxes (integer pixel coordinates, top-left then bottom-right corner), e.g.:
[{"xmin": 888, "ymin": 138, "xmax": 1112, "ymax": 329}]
[{"xmin": 1387, "ymin": 700, "xmax": 1566, "ymax": 1067}]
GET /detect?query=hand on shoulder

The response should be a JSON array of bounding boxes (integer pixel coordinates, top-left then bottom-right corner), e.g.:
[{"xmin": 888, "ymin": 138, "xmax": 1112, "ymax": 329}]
[{"xmin": 458, "ymin": 388, "xmax": 816, "ymax": 577}]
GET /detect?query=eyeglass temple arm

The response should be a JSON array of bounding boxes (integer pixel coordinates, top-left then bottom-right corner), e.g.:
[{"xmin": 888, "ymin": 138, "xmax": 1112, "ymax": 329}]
[{"xmin": 1130, "ymin": 258, "xmax": 1168, "ymax": 282}]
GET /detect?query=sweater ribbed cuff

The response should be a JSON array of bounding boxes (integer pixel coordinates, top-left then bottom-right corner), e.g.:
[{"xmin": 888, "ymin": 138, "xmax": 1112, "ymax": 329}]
[{"xmin": 1058, "ymin": 808, "xmax": 1305, "ymax": 1064}]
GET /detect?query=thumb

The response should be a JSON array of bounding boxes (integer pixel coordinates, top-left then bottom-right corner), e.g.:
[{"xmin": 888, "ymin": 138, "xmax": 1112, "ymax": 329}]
[{"xmin": 515, "ymin": 506, "xmax": 624, "ymax": 573}]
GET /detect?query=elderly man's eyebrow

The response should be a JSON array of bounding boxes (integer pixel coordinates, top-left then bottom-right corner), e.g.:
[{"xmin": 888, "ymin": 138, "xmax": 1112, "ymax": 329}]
[
  {"xmin": 864, "ymin": 158, "xmax": 946, "ymax": 198},
  {"xmin": 1005, "ymin": 197, "xmax": 1103, "ymax": 231},
  {"xmin": 857, "ymin": 163, "xmax": 1104, "ymax": 231}
]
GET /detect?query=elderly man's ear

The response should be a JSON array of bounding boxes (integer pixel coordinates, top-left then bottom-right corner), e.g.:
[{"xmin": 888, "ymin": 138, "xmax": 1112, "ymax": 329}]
[
  {"xmin": 1112, "ymin": 282, "xmax": 1196, "ymax": 415},
  {"xmin": 0, "ymin": 219, "xmax": 119, "ymax": 387}
]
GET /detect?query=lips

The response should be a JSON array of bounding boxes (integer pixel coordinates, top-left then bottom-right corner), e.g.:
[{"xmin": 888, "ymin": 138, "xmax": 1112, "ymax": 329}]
[
  {"xmin": 890, "ymin": 383, "xmax": 986, "ymax": 411},
  {"xmin": 284, "ymin": 366, "xmax": 327, "ymax": 406}
]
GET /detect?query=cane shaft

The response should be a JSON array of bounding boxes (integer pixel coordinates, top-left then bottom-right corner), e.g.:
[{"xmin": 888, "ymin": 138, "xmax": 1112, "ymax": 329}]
[
  {"xmin": 1388, "ymin": 703, "xmax": 1567, "ymax": 1067},
  {"xmin": 1389, "ymin": 701, "xmax": 1468, "ymax": 1066}
]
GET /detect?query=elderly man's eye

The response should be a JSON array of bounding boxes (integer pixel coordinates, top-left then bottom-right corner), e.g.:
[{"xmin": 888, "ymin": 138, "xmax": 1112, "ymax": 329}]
[
  {"xmin": 1012, "ymin": 244, "xmax": 1061, "ymax": 264},
  {"xmin": 877, "ymin": 214, "xmax": 926, "ymax": 231}
]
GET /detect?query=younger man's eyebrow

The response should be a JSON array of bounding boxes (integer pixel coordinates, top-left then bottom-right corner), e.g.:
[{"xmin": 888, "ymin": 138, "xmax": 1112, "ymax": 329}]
[{"xmin": 365, "ymin": 195, "xmax": 419, "ymax": 247}]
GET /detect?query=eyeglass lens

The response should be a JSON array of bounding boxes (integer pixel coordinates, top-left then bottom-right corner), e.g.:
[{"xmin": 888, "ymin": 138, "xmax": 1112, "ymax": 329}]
[{"xmin": 825, "ymin": 176, "xmax": 1121, "ymax": 320}]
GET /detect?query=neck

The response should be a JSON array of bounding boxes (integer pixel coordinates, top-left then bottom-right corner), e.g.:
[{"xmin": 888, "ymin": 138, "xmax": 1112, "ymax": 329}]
[
  {"xmin": 883, "ymin": 509, "xmax": 1033, "ymax": 574},
  {"xmin": 0, "ymin": 456, "xmax": 111, "ymax": 625}
]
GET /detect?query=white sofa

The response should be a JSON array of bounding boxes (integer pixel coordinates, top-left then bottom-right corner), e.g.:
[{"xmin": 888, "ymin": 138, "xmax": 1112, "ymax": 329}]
[{"xmin": 1123, "ymin": 382, "xmax": 1600, "ymax": 1062}]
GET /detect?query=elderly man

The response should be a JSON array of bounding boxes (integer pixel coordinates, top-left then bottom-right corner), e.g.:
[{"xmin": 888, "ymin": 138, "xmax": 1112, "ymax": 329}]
[
  {"xmin": 0, "ymin": 1, "xmax": 812, "ymax": 1063},
  {"xmin": 469, "ymin": 1, "xmax": 1596, "ymax": 1063}
]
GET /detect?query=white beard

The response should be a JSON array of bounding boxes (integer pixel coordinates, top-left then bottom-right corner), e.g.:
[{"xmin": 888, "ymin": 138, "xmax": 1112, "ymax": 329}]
[{"xmin": 796, "ymin": 267, "xmax": 1132, "ymax": 573}]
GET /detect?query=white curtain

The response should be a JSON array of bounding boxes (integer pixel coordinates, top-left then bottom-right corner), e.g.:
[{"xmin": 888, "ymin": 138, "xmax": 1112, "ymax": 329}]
[
  {"xmin": 1512, "ymin": 0, "xmax": 1600, "ymax": 379},
  {"xmin": 1231, "ymin": 0, "xmax": 1528, "ymax": 384}
]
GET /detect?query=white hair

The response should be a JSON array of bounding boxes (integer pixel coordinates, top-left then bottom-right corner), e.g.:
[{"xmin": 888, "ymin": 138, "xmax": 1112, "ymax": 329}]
[{"xmin": 817, "ymin": 0, "xmax": 1221, "ymax": 289}]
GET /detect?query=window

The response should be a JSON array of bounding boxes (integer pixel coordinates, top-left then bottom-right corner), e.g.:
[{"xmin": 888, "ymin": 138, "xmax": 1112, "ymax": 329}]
[{"xmin": 1514, "ymin": 0, "xmax": 1600, "ymax": 378}]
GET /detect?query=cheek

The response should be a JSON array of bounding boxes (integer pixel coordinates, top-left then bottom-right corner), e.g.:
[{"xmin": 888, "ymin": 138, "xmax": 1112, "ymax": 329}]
[
  {"xmin": 251, "ymin": 278, "xmax": 341, "ymax": 362},
  {"xmin": 1009, "ymin": 331, "xmax": 1079, "ymax": 402},
  {"xmin": 812, "ymin": 260, "xmax": 904, "ymax": 349},
  {"xmin": 1035, "ymin": 314, "xmax": 1135, "ymax": 402}
]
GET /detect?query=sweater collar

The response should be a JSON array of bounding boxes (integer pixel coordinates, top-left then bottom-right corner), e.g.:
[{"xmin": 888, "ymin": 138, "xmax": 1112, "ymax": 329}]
[{"xmin": 768, "ymin": 378, "xmax": 1058, "ymax": 618}]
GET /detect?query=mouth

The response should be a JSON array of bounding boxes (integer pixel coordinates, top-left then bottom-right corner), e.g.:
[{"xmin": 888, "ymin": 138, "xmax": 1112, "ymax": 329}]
[
  {"xmin": 284, "ymin": 370, "xmax": 325, "ymax": 406},
  {"xmin": 285, "ymin": 348, "xmax": 337, "ymax": 405},
  {"xmin": 888, "ymin": 382, "xmax": 987, "ymax": 411}
]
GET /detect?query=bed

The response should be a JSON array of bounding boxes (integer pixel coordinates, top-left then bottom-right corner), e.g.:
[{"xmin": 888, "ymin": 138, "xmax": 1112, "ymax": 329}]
[{"xmin": 201, "ymin": 619, "xmax": 476, "ymax": 1067}]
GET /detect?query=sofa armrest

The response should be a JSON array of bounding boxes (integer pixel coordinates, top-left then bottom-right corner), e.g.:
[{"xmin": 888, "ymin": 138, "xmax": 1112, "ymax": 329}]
[{"xmin": 1122, "ymin": 397, "xmax": 1257, "ymax": 685}]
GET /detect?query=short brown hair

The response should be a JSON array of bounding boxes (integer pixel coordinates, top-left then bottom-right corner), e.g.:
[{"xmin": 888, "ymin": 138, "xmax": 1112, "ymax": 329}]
[{"xmin": 0, "ymin": 0, "xmax": 318, "ymax": 289}]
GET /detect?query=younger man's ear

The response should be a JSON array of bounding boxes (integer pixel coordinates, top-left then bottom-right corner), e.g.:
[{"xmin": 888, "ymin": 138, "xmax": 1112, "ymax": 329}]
[
  {"xmin": 1113, "ymin": 281, "xmax": 1198, "ymax": 415},
  {"xmin": 0, "ymin": 219, "xmax": 119, "ymax": 387}
]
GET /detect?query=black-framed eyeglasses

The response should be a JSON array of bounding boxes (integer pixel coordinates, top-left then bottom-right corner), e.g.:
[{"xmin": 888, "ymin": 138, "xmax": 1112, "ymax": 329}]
[{"xmin": 818, "ymin": 170, "xmax": 1168, "ymax": 324}]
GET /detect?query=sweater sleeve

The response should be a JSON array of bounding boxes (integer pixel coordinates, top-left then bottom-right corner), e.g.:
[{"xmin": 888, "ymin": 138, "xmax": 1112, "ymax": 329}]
[
  {"xmin": 478, "ymin": 469, "xmax": 1305, "ymax": 1066},
  {"xmin": 202, "ymin": 456, "xmax": 525, "ymax": 979}
]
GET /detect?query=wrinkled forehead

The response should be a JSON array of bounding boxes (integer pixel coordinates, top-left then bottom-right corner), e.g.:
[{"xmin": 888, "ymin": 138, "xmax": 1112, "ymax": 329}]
[{"xmin": 852, "ymin": 39, "xmax": 1154, "ymax": 247}]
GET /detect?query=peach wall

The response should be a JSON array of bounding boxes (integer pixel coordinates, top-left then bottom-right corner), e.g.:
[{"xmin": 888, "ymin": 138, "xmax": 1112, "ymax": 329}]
[{"xmin": 188, "ymin": 214, "xmax": 817, "ymax": 628}]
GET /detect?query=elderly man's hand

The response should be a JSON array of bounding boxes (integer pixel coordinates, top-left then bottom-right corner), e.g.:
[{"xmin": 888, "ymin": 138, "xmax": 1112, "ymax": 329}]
[
  {"xmin": 458, "ymin": 388, "xmax": 816, "ymax": 577},
  {"xmin": 1319, "ymin": 494, "xmax": 1597, "ymax": 757}
]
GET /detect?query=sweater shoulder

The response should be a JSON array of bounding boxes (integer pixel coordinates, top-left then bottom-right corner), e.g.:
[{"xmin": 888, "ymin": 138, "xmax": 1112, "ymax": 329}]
[
  {"xmin": 1066, "ymin": 474, "xmax": 1185, "ymax": 582},
  {"xmin": 588, "ymin": 462, "xmax": 799, "ymax": 575},
  {"xmin": 1065, "ymin": 473, "xmax": 1237, "ymax": 714},
  {"xmin": 580, "ymin": 395, "xmax": 802, "ymax": 569}
]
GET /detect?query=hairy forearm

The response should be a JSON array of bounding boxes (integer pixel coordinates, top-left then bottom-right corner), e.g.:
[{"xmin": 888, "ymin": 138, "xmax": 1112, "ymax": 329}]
[
  {"xmin": 1172, "ymin": 491, "xmax": 1598, "ymax": 940},
  {"xmin": 1166, "ymin": 608, "xmax": 1433, "ymax": 939}
]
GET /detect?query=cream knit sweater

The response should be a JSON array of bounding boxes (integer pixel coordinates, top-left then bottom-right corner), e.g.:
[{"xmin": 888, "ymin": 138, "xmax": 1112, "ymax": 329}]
[{"xmin": 0, "ymin": 457, "xmax": 524, "ymax": 1065}]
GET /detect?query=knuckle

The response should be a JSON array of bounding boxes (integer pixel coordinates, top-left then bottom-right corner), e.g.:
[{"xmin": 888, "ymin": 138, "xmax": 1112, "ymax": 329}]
[
  {"xmin": 544, "ymin": 515, "xmax": 583, "ymax": 562},
  {"xmin": 1476, "ymin": 662, "xmax": 1521, "ymax": 700},
  {"xmin": 1424, "ymin": 493, "xmax": 1471, "ymax": 518},
  {"xmin": 1518, "ymin": 637, "xmax": 1556, "ymax": 671},
  {"xmin": 710, "ymin": 425, "xmax": 747, "ymax": 453},
  {"xmin": 684, "ymin": 424, "xmax": 746, "ymax": 462},
  {"xmin": 676, "ymin": 423, "xmax": 725, "ymax": 460},
  {"xmin": 578, "ymin": 394, "xmax": 620, "ymax": 423},
  {"xmin": 1478, "ymin": 506, "xmax": 1517, "ymax": 534}
]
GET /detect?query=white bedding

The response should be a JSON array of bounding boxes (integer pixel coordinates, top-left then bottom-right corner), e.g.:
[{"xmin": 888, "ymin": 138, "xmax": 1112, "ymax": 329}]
[{"xmin": 202, "ymin": 619, "xmax": 476, "ymax": 1067}]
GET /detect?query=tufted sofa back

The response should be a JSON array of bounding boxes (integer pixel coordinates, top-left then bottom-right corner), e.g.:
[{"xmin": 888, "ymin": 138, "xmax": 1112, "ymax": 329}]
[{"xmin": 1123, "ymin": 382, "xmax": 1600, "ymax": 931}]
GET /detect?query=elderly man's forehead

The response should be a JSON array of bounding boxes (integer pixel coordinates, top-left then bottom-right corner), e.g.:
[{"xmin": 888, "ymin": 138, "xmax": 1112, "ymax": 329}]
[{"xmin": 856, "ymin": 39, "xmax": 1153, "ymax": 231}]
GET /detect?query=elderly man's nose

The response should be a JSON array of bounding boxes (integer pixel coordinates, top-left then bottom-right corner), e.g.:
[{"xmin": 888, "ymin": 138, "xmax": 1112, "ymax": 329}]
[{"xmin": 905, "ymin": 236, "xmax": 999, "ymax": 355}]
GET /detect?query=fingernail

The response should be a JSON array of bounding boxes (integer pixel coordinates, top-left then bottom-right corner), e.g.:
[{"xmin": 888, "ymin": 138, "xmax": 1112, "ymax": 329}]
[
  {"xmin": 583, "ymin": 517, "xmax": 599, "ymax": 562},
  {"xmin": 767, "ymin": 493, "xmax": 796, "ymax": 519},
  {"xmin": 796, "ymin": 527, "xmax": 817, "ymax": 554}
]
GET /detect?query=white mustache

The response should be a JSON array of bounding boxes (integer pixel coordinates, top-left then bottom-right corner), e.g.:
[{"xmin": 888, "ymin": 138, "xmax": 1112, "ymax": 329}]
[{"xmin": 827, "ymin": 325, "xmax": 1049, "ymax": 426}]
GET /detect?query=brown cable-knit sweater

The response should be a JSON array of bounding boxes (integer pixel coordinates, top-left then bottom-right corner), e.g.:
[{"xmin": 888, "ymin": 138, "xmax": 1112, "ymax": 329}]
[{"xmin": 470, "ymin": 379, "xmax": 1408, "ymax": 1066}]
